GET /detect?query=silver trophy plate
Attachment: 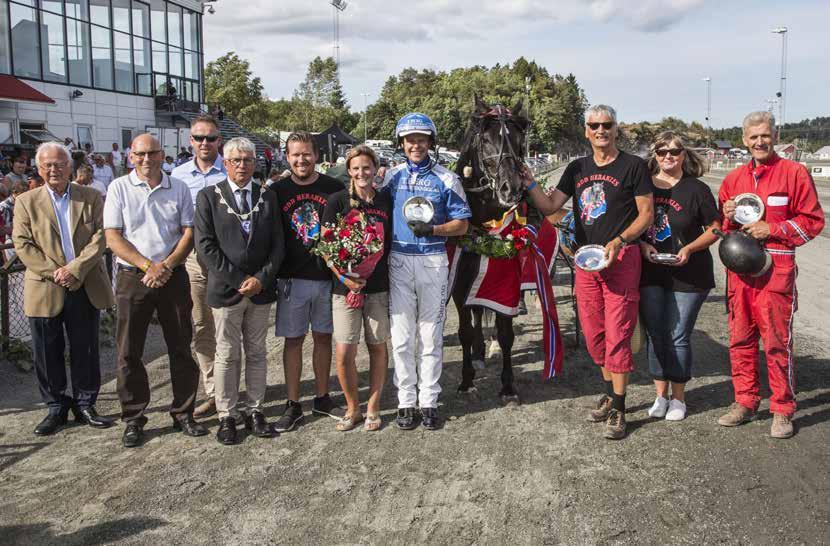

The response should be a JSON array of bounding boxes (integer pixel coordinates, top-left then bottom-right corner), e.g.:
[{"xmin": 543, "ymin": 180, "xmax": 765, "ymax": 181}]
[
  {"xmin": 734, "ymin": 193, "xmax": 765, "ymax": 225},
  {"xmin": 403, "ymin": 196, "xmax": 434, "ymax": 223},
  {"xmin": 652, "ymin": 253, "xmax": 680, "ymax": 264},
  {"xmin": 574, "ymin": 244, "xmax": 608, "ymax": 272}
]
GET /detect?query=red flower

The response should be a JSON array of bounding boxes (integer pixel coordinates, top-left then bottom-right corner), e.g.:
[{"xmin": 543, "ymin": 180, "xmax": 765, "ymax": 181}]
[
  {"xmin": 346, "ymin": 211, "xmax": 362, "ymax": 226},
  {"xmin": 364, "ymin": 225, "xmax": 376, "ymax": 235},
  {"xmin": 513, "ymin": 239, "xmax": 526, "ymax": 251},
  {"xmin": 323, "ymin": 229, "xmax": 335, "ymax": 242},
  {"xmin": 339, "ymin": 229, "xmax": 351, "ymax": 239},
  {"xmin": 338, "ymin": 248, "xmax": 351, "ymax": 260}
]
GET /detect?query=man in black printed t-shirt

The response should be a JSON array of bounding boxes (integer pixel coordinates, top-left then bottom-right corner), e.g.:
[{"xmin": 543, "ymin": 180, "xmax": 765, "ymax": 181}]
[
  {"xmin": 271, "ymin": 132, "xmax": 345, "ymax": 432},
  {"xmin": 522, "ymin": 104, "xmax": 654, "ymax": 440}
]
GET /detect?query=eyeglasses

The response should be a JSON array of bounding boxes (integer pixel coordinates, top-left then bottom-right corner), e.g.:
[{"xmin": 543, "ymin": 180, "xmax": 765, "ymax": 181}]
[
  {"xmin": 226, "ymin": 157, "xmax": 256, "ymax": 166},
  {"xmin": 587, "ymin": 122, "xmax": 615, "ymax": 130},
  {"xmin": 191, "ymin": 134, "xmax": 220, "ymax": 143},
  {"xmin": 40, "ymin": 161, "xmax": 68, "ymax": 170},
  {"xmin": 132, "ymin": 150, "xmax": 162, "ymax": 159},
  {"xmin": 655, "ymin": 148, "xmax": 684, "ymax": 157}
]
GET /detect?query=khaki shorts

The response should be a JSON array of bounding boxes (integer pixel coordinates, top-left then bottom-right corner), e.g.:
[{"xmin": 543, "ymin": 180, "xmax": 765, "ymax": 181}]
[{"xmin": 332, "ymin": 292, "xmax": 390, "ymax": 345}]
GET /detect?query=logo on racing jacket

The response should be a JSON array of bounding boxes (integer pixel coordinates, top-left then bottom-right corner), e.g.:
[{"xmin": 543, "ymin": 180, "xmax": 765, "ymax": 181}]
[{"xmin": 578, "ymin": 182, "xmax": 607, "ymax": 225}]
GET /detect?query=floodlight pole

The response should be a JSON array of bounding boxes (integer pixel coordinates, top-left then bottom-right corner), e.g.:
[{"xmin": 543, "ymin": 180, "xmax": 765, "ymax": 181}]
[
  {"xmin": 703, "ymin": 77, "xmax": 711, "ymax": 148},
  {"xmin": 525, "ymin": 76, "xmax": 531, "ymax": 157},
  {"xmin": 331, "ymin": 0, "xmax": 348, "ymax": 67},
  {"xmin": 771, "ymin": 26, "xmax": 788, "ymax": 140},
  {"xmin": 361, "ymin": 93, "xmax": 371, "ymax": 142}
]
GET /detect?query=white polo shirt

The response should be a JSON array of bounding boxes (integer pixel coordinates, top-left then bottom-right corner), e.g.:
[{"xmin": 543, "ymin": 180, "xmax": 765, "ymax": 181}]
[{"xmin": 103, "ymin": 170, "xmax": 194, "ymax": 266}]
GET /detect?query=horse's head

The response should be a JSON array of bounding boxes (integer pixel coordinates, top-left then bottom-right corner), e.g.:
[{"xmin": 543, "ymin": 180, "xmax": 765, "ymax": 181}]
[{"xmin": 459, "ymin": 95, "xmax": 529, "ymax": 210}]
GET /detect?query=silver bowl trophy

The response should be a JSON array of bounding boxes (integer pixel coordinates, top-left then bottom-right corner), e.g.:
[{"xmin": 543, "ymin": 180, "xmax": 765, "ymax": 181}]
[
  {"xmin": 403, "ymin": 196, "xmax": 435, "ymax": 224},
  {"xmin": 733, "ymin": 193, "xmax": 765, "ymax": 225},
  {"xmin": 652, "ymin": 253, "xmax": 681, "ymax": 264},
  {"xmin": 574, "ymin": 244, "xmax": 608, "ymax": 272}
]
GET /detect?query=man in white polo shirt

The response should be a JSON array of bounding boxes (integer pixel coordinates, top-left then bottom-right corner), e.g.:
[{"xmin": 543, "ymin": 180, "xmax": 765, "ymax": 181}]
[
  {"xmin": 171, "ymin": 114, "xmax": 227, "ymax": 419},
  {"xmin": 104, "ymin": 133, "xmax": 207, "ymax": 448}
]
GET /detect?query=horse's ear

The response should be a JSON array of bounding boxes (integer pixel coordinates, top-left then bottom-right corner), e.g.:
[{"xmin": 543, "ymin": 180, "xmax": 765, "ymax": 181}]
[
  {"xmin": 512, "ymin": 98, "xmax": 524, "ymax": 116},
  {"xmin": 474, "ymin": 94, "xmax": 488, "ymax": 113}
]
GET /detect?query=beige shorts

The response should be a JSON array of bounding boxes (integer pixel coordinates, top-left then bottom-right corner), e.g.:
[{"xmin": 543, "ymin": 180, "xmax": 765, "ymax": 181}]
[{"xmin": 332, "ymin": 292, "xmax": 390, "ymax": 345}]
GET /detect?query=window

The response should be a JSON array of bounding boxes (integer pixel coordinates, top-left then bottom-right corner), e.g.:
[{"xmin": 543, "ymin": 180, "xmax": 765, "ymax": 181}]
[
  {"xmin": 166, "ymin": 3, "xmax": 181, "ymax": 47},
  {"xmin": 89, "ymin": 0, "xmax": 110, "ymax": 27},
  {"xmin": 77, "ymin": 125, "xmax": 93, "ymax": 149},
  {"xmin": 121, "ymin": 128, "xmax": 133, "ymax": 148},
  {"xmin": 183, "ymin": 9, "xmax": 198, "ymax": 51},
  {"xmin": 10, "ymin": 2, "xmax": 41, "ymax": 78},
  {"xmin": 0, "ymin": 121, "xmax": 14, "ymax": 145},
  {"xmin": 65, "ymin": 0, "xmax": 89, "ymax": 20},
  {"xmin": 112, "ymin": 0, "xmax": 130, "ymax": 33},
  {"xmin": 132, "ymin": 1, "xmax": 149, "ymax": 38},
  {"xmin": 41, "ymin": 10, "xmax": 67, "ymax": 82},
  {"xmin": 0, "ymin": 0, "xmax": 10, "ymax": 74},
  {"xmin": 67, "ymin": 18, "xmax": 91, "ymax": 86},
  {"xmin": 113, "ymin": 30, "xmax": 132, "ymax": 92},
  {"xmin": 149, "ymin": 0, "xmax": 165, "ymax": 43},
  {"xmin": 38, "ymin": 0, "xmax": 62, "ymax": 14},
  {"xmin": 133, "ymin": 36, "xmax": 150, "ymax": 94},
  {"xmin": 151, "ymin": 40, "xmax": 165, "ymax": 73},
  {"xmin": 168, "ymin": 45, "xmax": 181, "ymax": 77},
  {"xmin": 183, "ymin": 49, "xmax": 196, "ymax": 79},
  {"xmin": 91, "ymin": 24, "xmax": 113, "ymax": 89}
]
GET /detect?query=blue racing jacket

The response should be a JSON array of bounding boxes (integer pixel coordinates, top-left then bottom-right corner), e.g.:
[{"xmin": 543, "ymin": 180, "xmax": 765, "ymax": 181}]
[{"xmin": 380, "ymin": 158, "xmax": 472, "ymax": 255}]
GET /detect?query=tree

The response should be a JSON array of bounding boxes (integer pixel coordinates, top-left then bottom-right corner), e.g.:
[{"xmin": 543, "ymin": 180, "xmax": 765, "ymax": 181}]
[
  {"xmin": 204, "ymin": 52, "xmax": 266, "ymax": 128},
  {"xmin": 293, "ymin": 56, "xmax": 354, "ymax": 131}
]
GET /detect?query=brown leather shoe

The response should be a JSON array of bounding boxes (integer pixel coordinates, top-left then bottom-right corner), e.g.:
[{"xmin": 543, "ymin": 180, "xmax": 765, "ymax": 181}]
[
  {"xmin": 587, "ymin": 394, "xmax": 613, "ymax": 423},
  {"xmin": 193, "ymin": 398, "xmax": 216, "ymax": 419},
  {"xmin": 770, "ymin": 413, "xmax": 794, "ymax": 439},
  {"xmin": 603, "ymin": 409, "xmax": 627, "ymax": 440},
  {"xmin": 717, "ymin": 402, "xmax": 755, "ymax": 427}
]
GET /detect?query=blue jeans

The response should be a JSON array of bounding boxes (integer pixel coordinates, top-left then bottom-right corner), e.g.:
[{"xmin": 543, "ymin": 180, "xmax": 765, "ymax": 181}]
[{"xmin": 639, "ymin": 286, "xmax": 708, "ymax": 383}]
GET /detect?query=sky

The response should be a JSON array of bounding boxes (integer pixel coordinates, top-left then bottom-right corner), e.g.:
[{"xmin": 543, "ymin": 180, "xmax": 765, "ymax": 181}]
[{"xmin": 202, "ymin": 0, "xmax": 830, "ymax": 129}]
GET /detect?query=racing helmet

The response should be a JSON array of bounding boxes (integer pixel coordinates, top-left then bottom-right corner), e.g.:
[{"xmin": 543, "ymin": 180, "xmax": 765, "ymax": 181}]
[{"xmin": 395, "ymin": 113, "xmax": 438, "ymax": 144}]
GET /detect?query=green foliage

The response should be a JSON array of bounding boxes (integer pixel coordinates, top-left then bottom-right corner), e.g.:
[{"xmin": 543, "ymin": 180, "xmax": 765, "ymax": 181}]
[{"xmin": 204, "ymin": 52, "xmax": 265, "ymax": 129}]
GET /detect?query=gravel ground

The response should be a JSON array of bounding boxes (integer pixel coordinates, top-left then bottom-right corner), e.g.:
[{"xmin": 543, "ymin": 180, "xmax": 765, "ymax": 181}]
[{"xmin": 0, "ymin": 173, "xmax": 828, "ymax": 545}]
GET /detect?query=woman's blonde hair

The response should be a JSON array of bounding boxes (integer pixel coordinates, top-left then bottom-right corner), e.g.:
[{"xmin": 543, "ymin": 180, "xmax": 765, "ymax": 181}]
[
  {"xmin": 345, "ymin": 145, "xmax": 379, "ymax": 206},
  {"xmin": 646, "ymin": 131, "xmax": 707, "ymax": 178}
]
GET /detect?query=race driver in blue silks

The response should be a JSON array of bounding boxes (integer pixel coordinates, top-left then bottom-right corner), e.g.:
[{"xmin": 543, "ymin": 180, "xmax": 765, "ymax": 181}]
[{"xmin": 379, "ymin": 113, "xmax": 471, "ymax": 430}]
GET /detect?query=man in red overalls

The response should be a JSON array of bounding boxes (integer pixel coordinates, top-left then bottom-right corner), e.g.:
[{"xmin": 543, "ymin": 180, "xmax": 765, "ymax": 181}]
[{"xmin": 718, "ymin": 111, "xmax": 824, "ymax": 439}]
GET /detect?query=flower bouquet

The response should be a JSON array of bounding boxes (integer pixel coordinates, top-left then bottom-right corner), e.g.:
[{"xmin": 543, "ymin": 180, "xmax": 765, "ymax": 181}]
[
  {"xmin": 312, "ymin": 208, "xmax": 385, "ymax": 308},
  {"xmin": 458, "ymin": 226, "xmax": 532, "ymax": 259}
]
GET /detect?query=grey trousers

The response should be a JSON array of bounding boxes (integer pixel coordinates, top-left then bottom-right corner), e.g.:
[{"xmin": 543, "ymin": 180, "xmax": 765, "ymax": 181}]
[{"xmin": 186, "ymin": 251, "xmax": 216, "ymax": 398}]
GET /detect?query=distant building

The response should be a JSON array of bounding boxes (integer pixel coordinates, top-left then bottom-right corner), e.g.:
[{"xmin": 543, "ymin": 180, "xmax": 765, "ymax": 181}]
[
  {"xmin": 814, "ymin": 145, "xmax": 830, "ymax": 160},
  {"xmin": 713, "ymin": 140, "xmax": 732, "ymax": 154},
  {"xmin": 1, "ymin": 0, "xmax": 207, "ymax": 158},
  {"xmin": 774, "ymin": 143, "xmax": 797, "ymax": 159}
]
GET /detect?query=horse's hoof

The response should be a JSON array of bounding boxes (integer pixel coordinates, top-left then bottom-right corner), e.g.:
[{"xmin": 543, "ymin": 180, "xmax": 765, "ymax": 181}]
[
  {"xmin": 458, "ymin": 385, "xmax": 478, "ymax": 394},
  {"xmin": 500, "ymin": 394, "xmax": 520, "ymax": 407},
  {"xmin": 472, "ymin": 359, "xmax": 486, "ymax": 370}
]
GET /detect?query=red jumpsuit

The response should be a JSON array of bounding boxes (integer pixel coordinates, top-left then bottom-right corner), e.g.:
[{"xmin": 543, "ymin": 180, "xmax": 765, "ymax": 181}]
[{"xmin": 719, "ymin": 155, "xmax": 824, "ymax": 416}]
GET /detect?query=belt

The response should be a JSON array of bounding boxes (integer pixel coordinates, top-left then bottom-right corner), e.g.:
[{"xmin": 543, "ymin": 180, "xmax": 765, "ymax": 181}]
[{"xmin": 117, "ymin": 264, "xmax": 184, "ymax": 274}]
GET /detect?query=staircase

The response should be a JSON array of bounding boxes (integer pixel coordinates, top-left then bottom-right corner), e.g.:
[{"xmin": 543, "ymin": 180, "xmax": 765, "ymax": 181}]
[{"xmin": 178, "ymin": 112, "xmax": 272, "ymax": 161}]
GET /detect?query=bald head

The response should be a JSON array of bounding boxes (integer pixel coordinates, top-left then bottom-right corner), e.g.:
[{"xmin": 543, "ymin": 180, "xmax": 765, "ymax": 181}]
[{"xmin": 130, "ymin": 133, "xmax": 164, "ymax": 183}]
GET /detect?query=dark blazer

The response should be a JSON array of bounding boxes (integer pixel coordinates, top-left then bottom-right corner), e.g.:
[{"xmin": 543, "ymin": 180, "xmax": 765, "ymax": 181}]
[{"xmin": 195, "ymin": 179, "xmax": 284, "ymax": 308}]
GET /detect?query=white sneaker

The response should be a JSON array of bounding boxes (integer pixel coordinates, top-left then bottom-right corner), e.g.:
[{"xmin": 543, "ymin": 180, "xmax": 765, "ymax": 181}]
[
  {"xmin": 647, "ymin": 396, "xmax": 669, "ymax": 418},
  {"xmin": 665, "ymin": 399, "xmax": 687, "ymax": 421}
]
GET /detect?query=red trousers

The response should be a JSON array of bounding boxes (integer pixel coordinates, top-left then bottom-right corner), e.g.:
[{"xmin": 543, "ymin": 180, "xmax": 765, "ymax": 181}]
[
  {"xmin": 729, "ymin": 281, "xmax": 797, "ymax": 416},
  {"xmin": 575, "ymin": 245, "xmax": 641, "ymax": 373}
]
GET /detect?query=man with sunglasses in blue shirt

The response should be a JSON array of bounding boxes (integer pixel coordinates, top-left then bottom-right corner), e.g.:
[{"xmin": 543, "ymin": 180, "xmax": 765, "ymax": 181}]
[{"xmin": 172, "ymin": 114, "xmax": 227, "ymax": 420}]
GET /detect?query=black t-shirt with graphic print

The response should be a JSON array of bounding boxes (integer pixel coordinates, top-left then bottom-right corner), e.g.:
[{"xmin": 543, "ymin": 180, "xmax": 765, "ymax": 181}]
[
  {"xmin": 274, "ymin": 173, "xmax": 343, "ymax": 280},
  {"xmin": 322, "ymin": 189, "xmax": 393, "ymax": 296},
  {"xmin": 640, "ymin": 177, "xmax": 719, "ymax": 292},
  {"xmin": 556, "ymin": 151, "xmax": 654, "ymax": 247}
]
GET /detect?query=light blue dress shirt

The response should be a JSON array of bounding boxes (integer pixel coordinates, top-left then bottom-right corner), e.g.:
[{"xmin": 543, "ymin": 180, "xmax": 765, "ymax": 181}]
[
  {"xmin": 46, "ymin": 183, "xmax": 76, "ymax": 263},
  {"xmin": 171, "ymin": 155, "xmax": 227, "ymax": 205}
]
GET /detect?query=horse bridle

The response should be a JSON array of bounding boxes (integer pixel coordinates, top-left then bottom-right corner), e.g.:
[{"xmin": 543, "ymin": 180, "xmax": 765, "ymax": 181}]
[{"xmin": 465, "ymin": 106, "xmax": 526, "ymax": 202}]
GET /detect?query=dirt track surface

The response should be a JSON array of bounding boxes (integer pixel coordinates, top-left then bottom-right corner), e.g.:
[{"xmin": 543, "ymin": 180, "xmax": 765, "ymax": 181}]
[{"xmin": 1, "ymin": 173, "xmax": 828, "ymax": 545}]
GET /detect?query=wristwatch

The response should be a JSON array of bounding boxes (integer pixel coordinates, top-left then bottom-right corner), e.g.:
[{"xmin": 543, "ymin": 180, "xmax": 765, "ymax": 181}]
[{"xmin": 617, "ymin": 235, "xmax": 627, "ymax": 246}]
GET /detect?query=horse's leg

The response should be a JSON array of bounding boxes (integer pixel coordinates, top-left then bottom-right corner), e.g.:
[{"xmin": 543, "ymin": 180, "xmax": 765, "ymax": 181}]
[
  {"xmin": 495, "ymin": 313, "xmax": 519, "ymax": 404},
  {"xmin": 471, "ymin": 307, "xmax": 486, "ymax": 370},
  {"xmin": 456, "ymin": 300, "xmax": 477, "ymax": 393}
]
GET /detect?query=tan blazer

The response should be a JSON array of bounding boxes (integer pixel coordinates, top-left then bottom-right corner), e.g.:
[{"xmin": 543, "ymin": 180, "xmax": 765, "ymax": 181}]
[{"xmin": 12, "ymin": 183, "xmax": 114, "ymax": 318}]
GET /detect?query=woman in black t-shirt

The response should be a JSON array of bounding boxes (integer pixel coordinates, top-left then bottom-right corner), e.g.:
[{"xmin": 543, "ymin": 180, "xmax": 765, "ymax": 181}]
[
  {"xmin": 640, "ymin": 132, "xmax": 721, "ymax": 421},
  {"xmin": 320, "ymin": 145, "xmax": 392, "ymax": 432}
]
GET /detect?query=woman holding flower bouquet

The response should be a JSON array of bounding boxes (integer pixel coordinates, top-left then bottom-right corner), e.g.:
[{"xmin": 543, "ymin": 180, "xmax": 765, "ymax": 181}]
[{"xmin": 319, "ymin": 145, "xmax": 392, "ymax": 431}]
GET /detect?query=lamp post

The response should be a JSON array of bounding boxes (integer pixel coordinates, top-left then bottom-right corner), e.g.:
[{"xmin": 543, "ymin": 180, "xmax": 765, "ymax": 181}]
[
  {"xmin": 703, "ymin": 77, "xmax": 711, "ymax": 148},
  {"xmin": 771, "ymin": 26, "xmax": 788, "ymax": 139},
  {"xmin": 361, "ymin": 92, "xmax": 371, "ymax": 142},
  {"xmin": 525, "ymin": 76, "xmax": 531, "ymax": 157},
  {"xmin": 330, "ymin": 0, "xmax": 348, "ymax": 67}
]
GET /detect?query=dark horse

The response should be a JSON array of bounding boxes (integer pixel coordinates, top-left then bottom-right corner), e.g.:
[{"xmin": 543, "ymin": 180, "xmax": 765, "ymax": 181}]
[{"xmin": 452, "ymin": 96, "xmax": 532, "ymax": 403}]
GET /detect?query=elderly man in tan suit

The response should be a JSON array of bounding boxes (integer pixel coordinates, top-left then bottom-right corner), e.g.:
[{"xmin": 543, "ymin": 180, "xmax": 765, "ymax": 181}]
[{"xmin": 13, "ymin": 141, "xmax": 114, "ymax": 436}]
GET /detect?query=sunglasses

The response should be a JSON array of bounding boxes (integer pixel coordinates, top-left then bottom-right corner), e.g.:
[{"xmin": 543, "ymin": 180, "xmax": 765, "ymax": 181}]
[
  {"xmin": 587, "ymin": 122, "xmax": 615, "ymax": 130},
  {"xmin": 655, "ymin": 148, "xmax": 684, "ymax": 157},
  {"xmin": 191, "ymin": 134, "xmax": 220, "ymax": 143}
]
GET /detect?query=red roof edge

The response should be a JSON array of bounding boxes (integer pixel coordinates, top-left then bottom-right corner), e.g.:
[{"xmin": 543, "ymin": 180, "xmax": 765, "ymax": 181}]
[{"xmin": 0, "ymin": 75, "xmax": 56, "ymax": 104}]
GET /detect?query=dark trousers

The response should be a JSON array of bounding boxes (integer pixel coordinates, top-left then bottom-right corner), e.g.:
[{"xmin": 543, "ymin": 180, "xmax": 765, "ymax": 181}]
[
  {"xmin": 115, "ymin": 267, "xmax": 199, "ymax": 424},
  {"xmin": 29, "ymin": 289, "xmax": 101, "ymax": 416}
]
